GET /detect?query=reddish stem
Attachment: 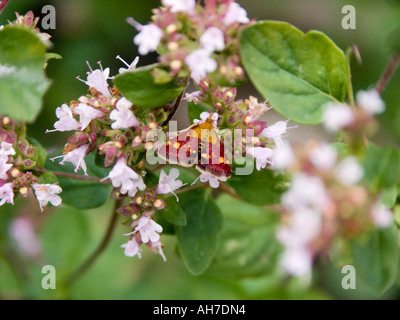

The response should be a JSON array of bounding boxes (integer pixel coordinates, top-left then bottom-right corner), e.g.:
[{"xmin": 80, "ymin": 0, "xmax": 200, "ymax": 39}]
[
  {"xmin": 0, "ymin": 0, "xmax": 10, "ymax": 14},
  {"xmin": 376, "ymin": 53, "xmax": 400, "ymax": 94}
]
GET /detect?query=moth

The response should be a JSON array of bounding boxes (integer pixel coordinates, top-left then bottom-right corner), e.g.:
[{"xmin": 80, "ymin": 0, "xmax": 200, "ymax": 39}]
[{"xmin": 157, "ymin": 114, "xmax": 231, "ymax": 178}]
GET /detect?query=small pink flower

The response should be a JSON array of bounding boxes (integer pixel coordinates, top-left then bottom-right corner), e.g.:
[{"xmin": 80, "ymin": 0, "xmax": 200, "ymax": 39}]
[
  {"xmin": 271, "ymin": 142, "xmax": 294, "ymax": 170},
  {"xmin": 148, "ymin": 240, "xmax": 167, "ymax": 262},
  {"xmin": 200, "ymin": 27, "xmax": 225, "ymax": 52},
  {"xmin": 334, "ymin": 156, "xmax": 363, "ymax": 186},
  {"xmin": 32, "ymin": 183, "xmax": 62, "ymax": 212},
  {"xmin": 193, "ymin": 112, "xmax": 218, "ymax": 128},
  {"xmin": 82, "ymin": 63, "xmax": 112, "ymax": 97},
  {"xmin": 134, "ymin": 24, "xmax": 164, "ymax": 56},
  {"xmin": 246, "ymin": 96, "xmax": 270, "ymax": 121},
  {"xmin": 246, "ymin": 146, "xmax": 273, "ymax": 171},
  {"xmin": 184, "ymin": 91, "xmax": 203, "ymax": 104},
  {"xmin": 0, "ymin": 154, "xmax": 13, "ymax": 180},
  {"xmin": 196, "ymin": 172, "xmax": 227, "ymax": 189},
  {"xmin": 110, "ymin": 97, "xmax": 140, "ymax": 129},
  {"xmin": 47, "ymin": 104, "xmax": 80, "ymax": 133},
  {"xmin": 156, "ymin": 168, "xmax": 185, "ymax": 201},
  {"xmin": 0, "ymin": 142, "xmax": 16, "ymax": 156},
  {"xmin": 223, "ymin": 2, "xmax": 250, "ymax": 25},
  {"xmin": 9, "ymin": 216, "xmax": 41, "ymax": 258},
  {"xmin": 121, "ymin": 238, "xmax": 142, "ymax": 258},
  {"xmin": 185, "ymin": 48, "xmax": 217, "ymax": 83},
  {"xmin": 162, "ymin": 0, "xmax": 195, "ymax": 14},
  {"xmin": 280, "ymin": 246, "xmax": 313, "ymax": 277},
  {"xmin": 51, "ymin": 144, "xmax": 90, "ymax": 175},
  {"xmin": 282, "ymin": 173, "xmax": 330, "ymax": 212},
  {"xmin": 74, "ymin": 103, "xmax": 104, "ymax": 130},
  {"xmin": 371, "ymin": 203, "xmax": 393, "ymax": 228},
  {"xmin": 101, "ymin": 157, "xmax": 146, "ymax": 197},
  {"xmin": 260, "ymin": 121, "xmax": 292, "ymax": 149},
  {"xmin": 116, "ymin": 55, "xmax": 139, "ymax": 74},
  {"xmin": 134, "ymin": 215, "xmax": 163, "ymax": 244},
  {"xmin": 0, "ymin": 182, "xmax": 14, "ymax": 206},
  {"xmin": 309, "ymin": 143, "xmax": 338, "ymax": 171},
  {"xmin": 356, "ymin": 89, "xmax": 385, "ymax": 115},
  {"xmin": 322, "ymin": 102, "xmax": 354, "ymax": 133}
]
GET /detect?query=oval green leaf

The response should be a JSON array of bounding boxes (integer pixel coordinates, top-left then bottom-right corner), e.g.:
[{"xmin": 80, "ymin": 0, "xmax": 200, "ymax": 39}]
[
  {"xmin": 113, "ymin": 64, "xmax": 184, "ymax": 109},
  {"xmin": 240, "ymin": 21, "xmax": 348, "ymax": 124},
  {"xmin": 0, "ymin": 26, "xmax": 51, "ymax": 123},
  {"xmin": 350, "ymin": 224, "xmax": 399, "ymax": 295},
  {"xmin": 228, "ymin": 167, "xmax": 287, "ymax": 206},
  {"xmin": 175, "ymin": 190, "xmax": 224, "ymax": 275}
]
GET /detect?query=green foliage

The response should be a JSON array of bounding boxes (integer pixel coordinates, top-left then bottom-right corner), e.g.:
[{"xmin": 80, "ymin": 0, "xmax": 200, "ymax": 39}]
[
  {"xmin": 40, "ymin": 206, "xmax": 91, "ymax": 280},
  {"xmin": 45, "ymin": 150, "xmax": 112, "ymax": 209},
  {"xmin": 209, "ymin": 194, "xmax": 281, "ymax": 278},
  {"xmin": 187, "ymin": 101, "xmax": 208, "ymax": 124},
  {"xmin": 240, "ymin": 21, "xmax": 348, "ymax": 124},
  {"xmin": 160, "ymin": 196, "xmax": 187, "ymax": 226},
  {"xmin": 350, "ymin": 224, "xmax": 399, "ymax": 295},
  {"xmin": 113, "ymin": 64, "xmax": 185, "ymax": 109},
  {"xmin": 175, "ymin": 189, "xmax": 224, "ymax": 275},
  {"xmin": 0, "ymin": 26, "xmax": 51, "ymax": 123},
  {"xmin": 27, "ymin": 136, "xmax": 47, "ymax": 168},
  {"xmin": 362, "ymin": 144, "xmax": 400, "ymax": 193},
  {"xmin": 228, "ymin": 167, "xmax": 287, "ymax": 206}
]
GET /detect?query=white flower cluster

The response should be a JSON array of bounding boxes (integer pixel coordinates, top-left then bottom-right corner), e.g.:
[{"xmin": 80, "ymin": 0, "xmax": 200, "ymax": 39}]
[{"xmin": 276, "ymin": 142, "xmax": 392, "ymax": 277}]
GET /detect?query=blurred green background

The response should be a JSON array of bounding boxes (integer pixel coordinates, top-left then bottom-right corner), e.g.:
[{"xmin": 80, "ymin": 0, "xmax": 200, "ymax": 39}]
[{"xmin": 0, "ymin": 0, "xmax": 399, "ymax": 300}]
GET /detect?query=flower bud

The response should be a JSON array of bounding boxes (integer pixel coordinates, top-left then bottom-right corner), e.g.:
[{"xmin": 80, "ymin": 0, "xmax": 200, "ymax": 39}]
[
  {"xmin": 2, "ymin": 117, "xmax": 11, "ymax": 126},
  {"xmin": 168, "ymin": 41, "xmax": 179, "ymax": 51},
  {"xmin": 132, "ymin": 136, "xmax": 143, "ymax": 148},
  {"xmin": 149, "ymin": 122, "xmax": 158, "ymax": 130},
  {"xmin": 135, "ymin": 196, "xmax": 143, "ymax": 205},
  {"xmin": 154, "ymin": 198, "xmax": 166, "ymax": 210},
  {"xmin": 166, "ymin": 24, "xmax": 177, "ymax": 34},
  {"xmin": 19, "ymin": 186, "xmax": 28, "ymax": 196},
  {"xmin": 170, "ymin": 60, "xmax": 182, "ymax": 71},
  {"xmin": 11, "ymin": 168, "xmax": 20, "ymax": 178},
  {"xmin": 23, "ymin": 159, "xmax": 36, "ymax": 169}
]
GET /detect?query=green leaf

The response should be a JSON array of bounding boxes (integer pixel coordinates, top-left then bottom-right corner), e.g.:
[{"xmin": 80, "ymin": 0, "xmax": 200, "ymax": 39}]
[
  {"xmin": 40, "ymin": 206, "xmax": 90, "ymax": 278},
  {"xmin": 113, "ymin": 64, "xmax": 184, "ymax": 109},
  {"xmin": 160, "ymin": 196, "xmax": 187, "ymax": 226},
  {"xmin": 37, "ymin": 171, "xmax": 58, "ymax": 184},
  {"xmin": 228, "ymin": 168, "xmax": 287, "ymax": 206},
  {"xmin": 387, "ymin": 25, "xmax": 400, "ymax": 53},
  {"xmin": 45, "ymin": 150, "xmax": 112, "ymax": 209},
  {"xmin": 188, "ymin": 101, "xmax": 209, "ymax": 124},
  {"xmin": 362, "ymin": 144, "xmax": 400, "ymax": 192},
  {"xmin": 381, "ymin": 185, "xmax": 397, "ymax": 208},
  {"xmin": 175, "ymin": 190, "xmax": 223, "ymax": 275},
  {"xmin": 209, "ymin": 194, "xmax": 281, "ymax": 278},
  {"xmin": 0, "ymin": 26, "xmax": 51, "ymax": 123},
  {"xmin": 350, "ymin": 224, "xmax": 399, "ymax": 295},
  {"xmin": 240, "ymin": 21, "xmax": 348, "ymax": 124}
]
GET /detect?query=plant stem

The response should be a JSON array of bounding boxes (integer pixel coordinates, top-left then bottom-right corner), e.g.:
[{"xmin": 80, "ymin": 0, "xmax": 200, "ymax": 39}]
[
  {"xmin": 36, "ymin": 168, "xmax": 110, "ymax": 184},
  {"xmin": 151, "ymin": 163, "xmax": 167, "ymax": 173},
  {"xmin": 0, "ymin": 0, "xmax": 10, "ymax": 14},
  {"xmin": 376, "ymin": 53, "xmax": 400, "ymax": 94},
  {"xmin": 174, "ymin": 183, "xmax": 207, "ymax": 195},
  {"xmin": 65, "ymin": 199, "xmax": 122, "ymax": 287},
  {"xmin": 219, "ymin": 183, "xmax": 241, "ymax": 200}
]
